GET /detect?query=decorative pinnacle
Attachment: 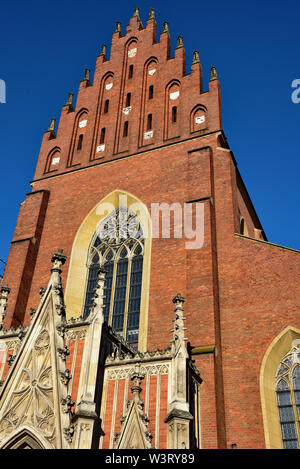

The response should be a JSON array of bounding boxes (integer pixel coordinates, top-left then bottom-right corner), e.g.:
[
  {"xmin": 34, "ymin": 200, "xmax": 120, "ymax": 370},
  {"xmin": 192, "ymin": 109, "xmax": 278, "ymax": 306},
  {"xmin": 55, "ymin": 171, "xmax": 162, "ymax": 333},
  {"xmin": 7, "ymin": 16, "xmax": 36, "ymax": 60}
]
[
  {"xmin": 171, "ymin": 294, "xmax": 187, "ymax": 347},
  {"xmin": 115, "ymin": 21, "xmax": 121, "ymax": 33},
  {"xmin": 48, "ymin": 117, "xmax": 55, "ymax": 132},
  {"xmin": 83, "ymin": 68, "xmax": 90, "ymax": 82},
  {"xmin": 0, "ymin": 284, "xmax": 10, "ymax": 295},
  {"xmin": 148, "ymin": 8, "xmax": 155, "ymax": 20},
  {"xmin": 209, "ymin": 66, "xmax": 218, "ymax": 81},
  {"xmin": 0, "ymin": 284, "xmax": 10, "ymax": 326},
  {"xmin": 162, "ymin": 21, "xmax": 169, "ymax": 34},
  {"xmin": 88, "ymin": 267, "xmax": 106, "ymax": 318},
  {"xmin": 100, "ymin": 44, "xmax": 107, "ymax": 57},
  {"xmin": 130, "ymin": 363, "xmax": 145, "ymax": 403},
  {"xmin": 132, "ymin": 7, "xmax": 140, "ymax": 18},
  {"xmin": 51, "ymin": 249, "xmax": 67, "ymax": 268},
  {"xmin": 192, "ymin": 50, "xmax": 201, "ymax": 65},
  {"xmin": 172, "ymin": 293, "xmax": 185, "ymax": 304},
  {"xmin": 176, "ymin": 36, "xmax": 184, "ymax": 49},
  {"xmin": 66, "ymin": 92, "xmax": 73, "ymax": 106}
]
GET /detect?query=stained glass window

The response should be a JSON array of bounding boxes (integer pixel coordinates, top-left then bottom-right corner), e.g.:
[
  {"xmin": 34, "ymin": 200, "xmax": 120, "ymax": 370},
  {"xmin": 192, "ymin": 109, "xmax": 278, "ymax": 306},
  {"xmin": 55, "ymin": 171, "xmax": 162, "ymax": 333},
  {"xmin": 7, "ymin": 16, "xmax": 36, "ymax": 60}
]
[
  {"xmin": 276, "ymin": 342, "xmax": 300, "ymax": 448},
  {"xmin": 83, "ymin": 207, "xmax": 145, "ymax": 347}
]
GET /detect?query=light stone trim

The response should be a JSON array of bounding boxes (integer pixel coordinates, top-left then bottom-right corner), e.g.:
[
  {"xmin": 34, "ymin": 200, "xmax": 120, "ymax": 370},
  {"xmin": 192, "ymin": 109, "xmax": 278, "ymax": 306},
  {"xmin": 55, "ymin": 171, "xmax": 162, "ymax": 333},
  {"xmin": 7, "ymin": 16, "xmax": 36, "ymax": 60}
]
[
  {"xmin": 106, "ymin": 362, "xmax": 170, "ymax": 380},
  {"xmin": 109, "ymin": 379, "xmax": 119, "ymax": 449},
  {"xmin": 155, "ymin": 374, "xmax": 161, "ymax": 448},
  {"xmin": 123, "ymin": 377, "xmax": 129, "ymax": 416}
]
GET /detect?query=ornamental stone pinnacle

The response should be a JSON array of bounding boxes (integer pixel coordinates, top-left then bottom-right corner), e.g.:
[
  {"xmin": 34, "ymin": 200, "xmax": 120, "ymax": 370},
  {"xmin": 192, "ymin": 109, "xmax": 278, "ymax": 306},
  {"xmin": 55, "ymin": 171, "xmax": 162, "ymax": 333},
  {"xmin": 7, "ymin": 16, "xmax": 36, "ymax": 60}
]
[
  {"xmin": 176, "ymin": 36, "xmax": 184, "ymax": 49},
  {"xmin": 192, "ymin": 50, "xmax": 201, "ymax": 65},
  {"xmin": 171, "ymin": 293, "xmax": 187, "ymax": 349},
  {"xmin": 162, "ymin": 21, "xmax": 169, "ymax": 34},
  {"xmin": 130, "ymin": 363, "xmax": 145, "ymax": 403},
  {"xmin": 210, "ymin": 66, "xmax": 218, "ymax": 81},
  {"xmin": 51, "ymin": 249, "xmax": 67, "ymax": 272},
  {"xmin": 83, "ymin": 68, "xmax": 90, "ymax": 82},
  {"xmin": 115, "ymin": 21, "xmax": 121, "ymax": 33},
  {"xmin": 99, "ymin": 44, "xmax": 107, "ymax": 57},
  {"xmin": 0, "ymin": 284, "xmax": 10, "ymax": 327},
  {"xmin": 148, "ymin": 8, "xmax": 155, "ymax": 21},
  {"xmin": 132, "ymin": 7, "xmax": 140, "ymax": 18},
  {"xmin": 89, "ymin": 267, "xmax": 106, "ymax": 318},
  {"xmin": 65, "ymin": 92, "xmax": 73, "ymax": 106},
  {"xmin": 48, "ymin": 117, "xmax": 55, "ymax": 132}
]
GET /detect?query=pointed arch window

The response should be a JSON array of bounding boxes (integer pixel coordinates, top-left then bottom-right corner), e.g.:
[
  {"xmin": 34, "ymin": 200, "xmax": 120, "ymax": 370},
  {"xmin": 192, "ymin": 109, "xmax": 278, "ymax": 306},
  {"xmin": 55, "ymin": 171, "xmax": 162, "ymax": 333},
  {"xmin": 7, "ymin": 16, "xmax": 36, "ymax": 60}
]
[
  {"xmin": 276, "ymin": 341, "xmax": 300, "ymax": 448},
  {"xmin": 83, "ymin": 207, "xmax": 145, "ymax": 347}
]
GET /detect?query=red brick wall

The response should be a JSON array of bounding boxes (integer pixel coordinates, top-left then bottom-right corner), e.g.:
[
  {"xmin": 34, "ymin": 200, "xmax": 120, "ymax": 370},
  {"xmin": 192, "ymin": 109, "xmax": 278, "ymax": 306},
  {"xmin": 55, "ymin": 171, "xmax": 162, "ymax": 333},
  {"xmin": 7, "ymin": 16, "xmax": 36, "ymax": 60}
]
[
  {"xmin": 101, "ymin": 372, "xmax": 169, "ymax": 449},
  {"xmin": 2, "ymin": 10, "xmax": 300, "ymax": 450}
]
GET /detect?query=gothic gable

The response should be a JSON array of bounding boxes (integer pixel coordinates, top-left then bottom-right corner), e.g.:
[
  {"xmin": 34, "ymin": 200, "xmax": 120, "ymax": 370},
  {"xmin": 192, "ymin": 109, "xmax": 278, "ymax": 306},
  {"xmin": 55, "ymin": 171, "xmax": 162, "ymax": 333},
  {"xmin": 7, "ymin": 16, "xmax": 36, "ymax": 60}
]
[
  {"xmin": 0, "ymin": 250, "xmax": 73, "ymax": 449},
  {"xmin": 115, "ymin": 365, "xmax": 152, "ymax": 449}
]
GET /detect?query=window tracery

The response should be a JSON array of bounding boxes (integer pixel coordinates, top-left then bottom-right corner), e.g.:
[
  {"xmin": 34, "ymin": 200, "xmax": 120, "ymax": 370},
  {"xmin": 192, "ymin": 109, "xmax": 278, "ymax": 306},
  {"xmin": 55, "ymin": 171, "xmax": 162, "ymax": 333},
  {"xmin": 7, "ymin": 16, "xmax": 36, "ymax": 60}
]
[
  {"xmin": 276, "ymin": 340, "xmax": 300, "ymax": 448},
  {"xmin": 84, "ymin": 207, "xmax": 144, "ymax": 347}
]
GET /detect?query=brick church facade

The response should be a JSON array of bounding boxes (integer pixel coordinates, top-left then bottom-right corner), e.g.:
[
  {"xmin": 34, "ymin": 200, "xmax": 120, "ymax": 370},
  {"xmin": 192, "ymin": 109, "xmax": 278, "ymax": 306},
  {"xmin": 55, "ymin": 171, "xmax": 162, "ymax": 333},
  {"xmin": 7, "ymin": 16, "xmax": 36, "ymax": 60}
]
[{"xmin": 0, "ymin": 7, "xmax": 299, "ymax": 449}]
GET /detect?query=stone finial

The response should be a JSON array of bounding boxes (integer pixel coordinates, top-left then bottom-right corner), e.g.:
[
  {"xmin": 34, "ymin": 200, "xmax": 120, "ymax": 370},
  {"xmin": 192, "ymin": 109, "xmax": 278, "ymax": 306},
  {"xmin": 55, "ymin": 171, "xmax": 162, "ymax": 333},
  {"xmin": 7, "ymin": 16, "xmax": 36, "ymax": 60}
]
[
  {"xmin": 171, "ymin": 293, "xmax": 187, "ymax": 348},
  {"xmin": 162, "ymin": 21, "xmax": 169, "ymax": 35},
  {"xmin": 51, "ymin": 249, "xmax": 67, "ymax": 269},
  {"xmin": 148, "ymin": 8, "xmax": 155, "ymax": 21},
  {"xmin": 192, "ymin": 50, "xmax": 201, "ymax": 65},
  {"xmin": 165, "ymin": 294, "xmax": 192, "ymax": 447},
  {"xmin": 0, "ymin": 284, "xmax": 10, "ymax": 295},
  {"xmin": 99, "ymin": 44, "xmax": 107, "ymax": 57},
  {"xmin": 115, "ymin": 21, "xmax": 121, "ymax": 33},
  {"xmin": 130, "ymin": 363, "xmax": 145, "ymax": 404},
  {"xmin": 209, "ymin": 66, "xmax": 218, "ymax": 81},
  {"xmin": 132, "ymin": 7, "xmax": 140, "ymax": 18},
  {"xmin": 83, "ymin": 68, "xmax": 90, "ymax": 82},
  {"xmin": 0, "ymin": 284, "xmax": 10, "ymax": 326},
  {"xmin": 88, "ymin": 267, "xmax": 106, "ymax": 319},
  {"xmin": 51, "ymin": 249, "xmax": 67, "ymax": 287},
  {"xmin": 48, "ymin": 117, "xmax": 56, "ymax": 132},
  {"xmin": 172, "ymin": 293, "xmax": 185, "ymax": 305},
  {"xmin": 176, "ymin": 36, "xmax": 184, "ymax": 49},
  {"xmin": 65, "ymin": 92, "xmax": 73, "ymax": 106}
]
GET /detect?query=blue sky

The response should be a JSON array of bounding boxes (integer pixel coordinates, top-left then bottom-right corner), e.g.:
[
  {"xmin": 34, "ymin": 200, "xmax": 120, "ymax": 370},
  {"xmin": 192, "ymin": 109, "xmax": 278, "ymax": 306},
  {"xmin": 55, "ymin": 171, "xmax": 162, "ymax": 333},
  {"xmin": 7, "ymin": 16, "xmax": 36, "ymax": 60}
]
[{"xmin": 0, "ymin": 0, "xmax": 299, "ymax": 265}]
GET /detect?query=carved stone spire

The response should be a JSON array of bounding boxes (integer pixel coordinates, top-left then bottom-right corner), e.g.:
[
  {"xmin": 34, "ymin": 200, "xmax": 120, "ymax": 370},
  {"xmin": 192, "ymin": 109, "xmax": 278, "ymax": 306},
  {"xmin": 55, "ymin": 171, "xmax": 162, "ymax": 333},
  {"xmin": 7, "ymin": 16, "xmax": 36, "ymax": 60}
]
[
  {"xmin": 148, "ymin": 8, "xmax": 156, "ymax": 21},
  {"xmin": 162, "ymin": 21, "xmax": 169, "ymax": 35},
  {"xmin": 83, "ymin": 68, "xmax": 90, "ymax": 82},
  {"xmin": 209, "ymin": 66, "xmax": 218, "ymax": 81},
  {"xmin": 65, "ymin": 92, "xmax": 73, "ymax": 106},
  {"xmin": 99, "ymin": 44, "xmax": 107, "ymax": 58},
  {"xmin": 165, "ymin": 294, "xmax": 192, "ymax": 449},
  {"xmin": 115, "ymin": 363, "xmax": 153, "ymax": 449},
  {"xmin": 89, "ymin": 267, "xmax": 106, "ymax": 319},
  {"xmin": 51, "ymin": 249, "xmax": 67, "ymax": 317},
  {"xmin": 171, "ymin": 293, "xmax": 187, "ymax": 349},
  {"xmin": 192, "ymin": 50, "xmax": 201, "ymax": 65},
  {"xmin": 115, "ymin": 21, "xmax": 121, "ymax": 33},
  {"xmin": 130, "ymin": 363, "xmax": 145, "ymax": 404},
  {"xmin": 175, "ymin": 36, "xmax": 184, "ymax": 49},
  {"xmin": 48, "ymin": 117, "xmax": 55, "ymax": 132},
  {"xmin": 65, "ymin": 92, "xmax": 74, "ymax": 112},
  {"xmin": 72, "ymin": 267, "xmax": 106, "ymax": 448},
  {"xmin": 0, "ymin": 284, "xmax": 10, "ymax": 328},
  {"xmin": 132, "ymin": 6, "xmax": 140, "ymax": 18},
  {"xmin": 51, "ymin": 249, "xmax": 66, "ymax": 283}
]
